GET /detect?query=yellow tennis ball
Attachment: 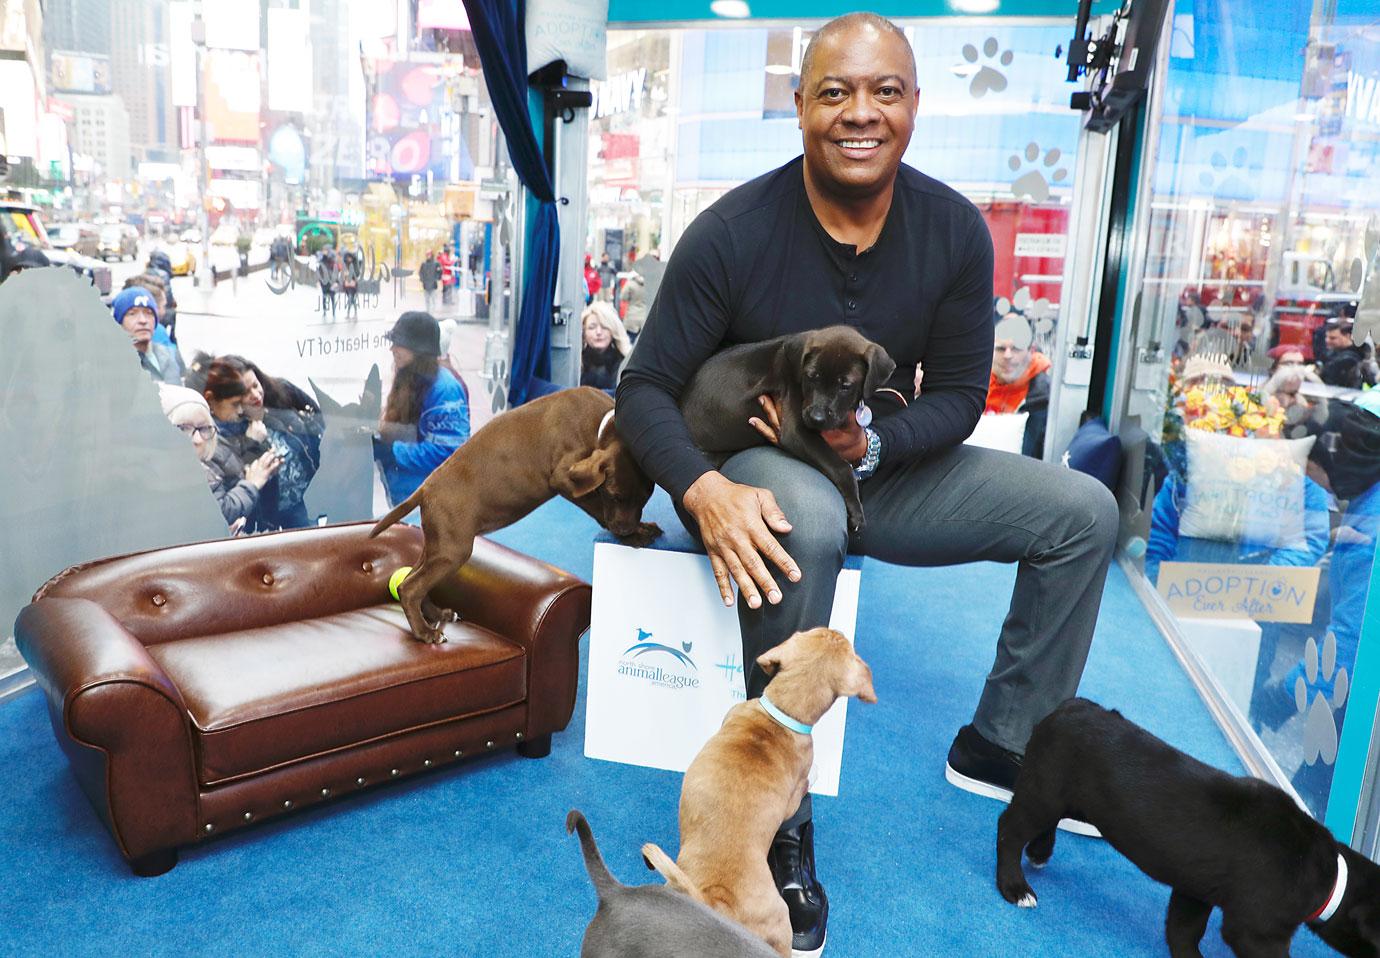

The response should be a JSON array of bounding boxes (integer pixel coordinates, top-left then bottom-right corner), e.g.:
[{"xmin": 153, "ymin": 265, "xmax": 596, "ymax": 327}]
[{"xmin": 388, "ymin": 566, "xmax": 413, "ymax": 602}]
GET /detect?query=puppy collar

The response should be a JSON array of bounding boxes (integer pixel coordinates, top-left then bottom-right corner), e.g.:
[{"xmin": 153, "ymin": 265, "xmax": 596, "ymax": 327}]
[
  {"xmin": 1307, "ymin": 853, "xmax": 1348, "ymax": 924},
  {"xmin": 597, "ymin": 409, "xmax": 615, "ymax": 442},
  {"xmin": 759, "ymin": 694, "xmax": 812, "ymax": 735}
]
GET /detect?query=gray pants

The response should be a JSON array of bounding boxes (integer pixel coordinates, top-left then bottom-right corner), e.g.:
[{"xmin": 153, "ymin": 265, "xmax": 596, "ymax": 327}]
[{"xmin": 677, "ymin": 443, "xmax": 1119, "ymax": 825}]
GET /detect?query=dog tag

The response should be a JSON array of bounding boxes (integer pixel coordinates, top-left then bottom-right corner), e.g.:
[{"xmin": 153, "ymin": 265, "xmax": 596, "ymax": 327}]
[{"xmin": 855, "ymin": 402, "xmax": 872, "ymax": 427}]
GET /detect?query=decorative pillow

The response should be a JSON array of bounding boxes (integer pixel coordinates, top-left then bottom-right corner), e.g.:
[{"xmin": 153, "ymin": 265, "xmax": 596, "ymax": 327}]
[
  {"xmin": 1064, "ymin": 417, "xmax": 1122, "ymax": 490},
  {"xmin": 966, "ymin": 412, "xmax": 1028, "ymax": 455},
  {"xmin": 526, "ymin": 0, "xmax": 609, "ymax": 81},
  {"xmin": 1180, "ymin": 431, "xmax": 1316, "ymax": 550}
]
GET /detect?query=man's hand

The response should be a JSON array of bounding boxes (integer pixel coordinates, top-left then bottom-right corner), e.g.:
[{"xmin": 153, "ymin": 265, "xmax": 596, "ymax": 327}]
[
  {"xmin": 749, "ymin": 395, "xmax": 866, "ymax": 464},
  {"xmin": 682, "ymin": 471, "xmax": 801, "ymax": 608}
]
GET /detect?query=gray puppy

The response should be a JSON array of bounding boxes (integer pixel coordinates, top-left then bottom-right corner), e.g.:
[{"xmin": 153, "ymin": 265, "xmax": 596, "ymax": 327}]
[
  {"xmin": 567, "ymin": 810, "xmax": 777, "ymax": 958},
  {"xmin": 678, "ymin": 325, "xmax": 896, "ymax": 532}
]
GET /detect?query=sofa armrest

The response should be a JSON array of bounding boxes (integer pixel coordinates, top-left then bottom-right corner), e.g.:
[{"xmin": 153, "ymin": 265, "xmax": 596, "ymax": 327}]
[
  {"xmin": 429, "ymin": 537, "xmax": 592, "ymax": 738},
  {"xmin": 15, "ymin": 598, "xmax": 200, "ymax": 863}
]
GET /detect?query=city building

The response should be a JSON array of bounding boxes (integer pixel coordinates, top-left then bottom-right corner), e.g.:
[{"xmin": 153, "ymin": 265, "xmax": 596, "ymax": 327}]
[
  {"xmin": 58, "ymin": 91, "xmax": 132, "ymax": 180},
  {"xmin": 40, "ymin": 0, "xmax": 110, "ymax": 58},
  {"xmin": 109, "ymin": 0, "xmax": 176, "ymax": 164}
]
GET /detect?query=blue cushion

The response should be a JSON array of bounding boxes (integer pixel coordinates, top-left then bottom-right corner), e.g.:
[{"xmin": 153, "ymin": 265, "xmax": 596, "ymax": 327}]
[
  {"xmin": 1064, "ymin": 418, "xmax": 1123, "ymax": 491},
  {"xmin": 596, "ymin": 486, "xmax": 864, "ymax": 570}
]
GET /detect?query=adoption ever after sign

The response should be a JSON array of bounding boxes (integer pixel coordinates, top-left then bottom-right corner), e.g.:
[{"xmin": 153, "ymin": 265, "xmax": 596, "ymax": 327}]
[{"xmin": 1156, "ymin": 562, "xmax": 1320, "ymax": 624}]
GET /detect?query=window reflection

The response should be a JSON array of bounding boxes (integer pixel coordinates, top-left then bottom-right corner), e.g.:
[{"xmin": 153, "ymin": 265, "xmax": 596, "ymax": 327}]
[{"xmin": 1125, "ymin": 4, "xmax": 1380, "ymax": 820}]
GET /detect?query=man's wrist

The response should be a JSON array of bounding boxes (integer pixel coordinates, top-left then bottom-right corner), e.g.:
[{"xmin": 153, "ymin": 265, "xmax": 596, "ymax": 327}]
[
  {"xmin": 853, "ymin": 428, "xmax": 882, "ymax": 480},
  {"xmin": 681, "ymin": 469, "xmax": 727, "ymax": 514}
]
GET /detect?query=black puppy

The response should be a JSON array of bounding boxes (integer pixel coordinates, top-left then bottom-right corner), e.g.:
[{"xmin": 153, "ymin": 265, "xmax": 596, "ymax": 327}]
[
  {"xmin": 997, "ymin": 698, "xmax": 1380, "ymax": 957},
  {"xmin": 679, "ymin": 325, "xmax": 896, "ymax": 531}
]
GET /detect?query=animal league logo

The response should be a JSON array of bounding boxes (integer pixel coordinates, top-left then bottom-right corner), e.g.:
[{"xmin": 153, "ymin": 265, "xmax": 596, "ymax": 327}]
[{"xmin": 616, "ymin": 628, "xmax": 701, "ymax": 691}]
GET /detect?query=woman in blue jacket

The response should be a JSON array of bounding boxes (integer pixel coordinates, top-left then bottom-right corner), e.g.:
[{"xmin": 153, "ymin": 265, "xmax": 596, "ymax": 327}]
[{"xmin": 373, "ymin": 311, "xmax": 470, "ymax": 507}]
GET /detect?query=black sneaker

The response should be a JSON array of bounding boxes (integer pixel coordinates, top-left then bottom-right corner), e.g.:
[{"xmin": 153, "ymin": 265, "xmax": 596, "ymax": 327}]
[
  {"xmin": 944, "ymin": 724, "xmax": 1102, "ymax": 838},
  {"xmin": 768, "ymin": 820, "xmax": 828, "ymax": 957}
]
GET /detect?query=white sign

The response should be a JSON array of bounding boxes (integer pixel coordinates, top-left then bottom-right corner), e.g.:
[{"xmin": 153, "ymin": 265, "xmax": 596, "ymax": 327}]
[
  {"xmin": 1347, "ymin": 70, "xmax": 1380, "ymax": 126},
  {"xmin": 1013, "ymin": 232, "xmax": 1067, "ymax": 258},
  {"xmin": 206, "ymin": 144, "xmax": 261, "ymax": 172},
  {"xmin": 585, "ymin": 543, "xmax": 862, "ymax": 796},
  {"xmin": 267, "ymin": 8, "xmax": 314, "ymax": 113},
  {"xmin": 208, "ymin": 177, "xmax": 262, "ymax": 209},
  {"xmin": 203, "ymin": 0, "xmax": 261, "ymax": 52},
  {"xmin": 169, "ymin": 2, "xmax": 196, "ymax": 108},
  {"xmin": 591, "ymin": 68, "xmax": 646, "ymax": 119}
]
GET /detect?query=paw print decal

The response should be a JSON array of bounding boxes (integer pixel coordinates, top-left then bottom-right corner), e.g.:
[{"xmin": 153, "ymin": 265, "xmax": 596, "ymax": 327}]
[
  {"xmin": 1009, "ymin": 143, "xmax": 1069, "ymax": 203},
  {"xmin": 1296, "ymin": 632, "xmax": 1349, "ymax": 766},
  {"xmin": 997, "ymin": 287, "xmax": 1058, "ymax": 343},
  {"xmin": 1198, "ymin": 147, "xmax": 1256, "ymax": 201},
  {"xmin": 1353, "ymin": 216, "xmax": 1380, "ymax": 346},
  {"xmin": 962, "ymin": 38, "xmax": 1013, "ymax": 98},
  {"xmin": 486, "ymin": 356, "xmax": 510, "ymax": 414}
]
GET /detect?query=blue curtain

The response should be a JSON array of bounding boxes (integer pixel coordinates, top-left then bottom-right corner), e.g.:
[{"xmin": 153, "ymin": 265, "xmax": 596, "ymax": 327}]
[{"xmin": 463, "ymin": 0, "xmax": 560, "ymax": 405}]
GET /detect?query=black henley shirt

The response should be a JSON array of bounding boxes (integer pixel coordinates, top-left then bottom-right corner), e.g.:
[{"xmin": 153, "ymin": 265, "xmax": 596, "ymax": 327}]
[{"xmin": 616, "ymin": 156, "xmax": 995, "ymax": 503}]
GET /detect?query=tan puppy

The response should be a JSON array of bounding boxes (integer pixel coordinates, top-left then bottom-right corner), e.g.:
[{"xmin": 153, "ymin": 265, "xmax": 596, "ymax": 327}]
[
  {"xmin": 641, "ymin": 628, "xmax": 876, "ymax": 956},
  {"xmin": 370, "ymin": 386, "xmax": 661, "ymax": 643}
]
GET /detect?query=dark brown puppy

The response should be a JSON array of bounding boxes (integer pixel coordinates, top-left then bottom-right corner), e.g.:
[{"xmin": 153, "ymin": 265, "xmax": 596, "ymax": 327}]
[
  {"xmin": 371, "ymin": 386, "xmax": 661, "ymax": 643},
  {"xmin": 997, "ymin": 697, "xmax": 1380, "ymax": 957},
  {"xmin": 678, "ymin": 326, "xmax": 896, "ymax": 531}
]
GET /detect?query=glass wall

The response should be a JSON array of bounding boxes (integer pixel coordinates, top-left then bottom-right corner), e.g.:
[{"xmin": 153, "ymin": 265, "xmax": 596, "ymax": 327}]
[
  {"xmin": 1119, "ymin": 0, "xmax": 1380, "ymax": 824},
  {"xmin": 585, "ymin": 21, "xmax": 1085, "ymax": 457}
]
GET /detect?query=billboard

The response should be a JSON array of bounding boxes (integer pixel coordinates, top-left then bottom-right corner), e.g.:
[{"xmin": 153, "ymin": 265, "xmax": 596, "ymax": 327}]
[
  {"xmin": 0, "ymin": 60, "xmax": 38, "ymax": 157},
  {"xmin": 169, "ymin": 2, "xmax": 196, "ymax": 108},
  {"xmin": 204, "ymin": 0, "xmax": 261, "ymax": 52},
  {"xmin": 206, "ymin": 144, "xmax": 261, "ymax": 172},
  {"xmin": 417, "ymin": 0, "xmax": 471, "ymax": 30},
  {"xmin": 365, "ymin": 59, "xmax": 467, "ymax": 181},
  {"xmin": 50, "ymin": 52, "xmax": 112, "ymax": 95},
  {"xmin": 204, "ymin": 50, "xmax": 262, "ymax": 143},
  {"xmin": 267, "ymin": 8, "xmax": 313, "ymax": 114},
  {"xmin": 208, "ymin": 178, "xmax": 262, "ymax": 210}
]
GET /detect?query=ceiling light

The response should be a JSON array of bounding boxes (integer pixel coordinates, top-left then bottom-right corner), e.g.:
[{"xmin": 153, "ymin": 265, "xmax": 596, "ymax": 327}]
[
  {"xmin": 710, "ymin": 0, "xmax": 751, "ymax": 18},
  {"xmin": 764, "ymin": 64, "xmax": 793, "ymax": 75}
]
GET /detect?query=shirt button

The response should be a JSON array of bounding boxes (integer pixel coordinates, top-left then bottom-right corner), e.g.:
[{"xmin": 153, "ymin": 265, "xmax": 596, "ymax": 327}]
[{"xmin": 847, "ymin": 299, "xmax": 857, "ymax": 310}]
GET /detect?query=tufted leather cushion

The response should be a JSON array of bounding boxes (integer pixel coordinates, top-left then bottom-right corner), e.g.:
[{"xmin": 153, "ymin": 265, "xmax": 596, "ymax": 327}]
[
  {"xmin": 35, "ymin": 524, "xmax": 425, "ymax": 646},
  {"xmin": 148, "ymin": 605, "xmax": 526, "ymax": 785}
]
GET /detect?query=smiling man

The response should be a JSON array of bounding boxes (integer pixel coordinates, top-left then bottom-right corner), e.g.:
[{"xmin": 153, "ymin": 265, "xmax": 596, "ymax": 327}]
[{"xmin": 617, "ymin": 14, "xmax": 1117, "ymax": 955}]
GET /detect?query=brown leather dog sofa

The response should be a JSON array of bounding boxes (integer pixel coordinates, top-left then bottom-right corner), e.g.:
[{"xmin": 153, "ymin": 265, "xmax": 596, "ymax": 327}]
[{"xmin": 15, "ymin": 521, "xmax": 591, "ymax": 876}]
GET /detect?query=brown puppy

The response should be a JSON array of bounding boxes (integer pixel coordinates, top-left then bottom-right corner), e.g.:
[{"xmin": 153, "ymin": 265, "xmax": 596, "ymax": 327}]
[
  {"xmin": 678, "ymin": 326, "xmax": 896, "ymax": 531},
  {"xmin": 370, "ymin": 386, "xmax": 661, "ymax": 643},
  {"xmin": 641, "ymin": 628, "xmax": 876, "ymax": 956}
]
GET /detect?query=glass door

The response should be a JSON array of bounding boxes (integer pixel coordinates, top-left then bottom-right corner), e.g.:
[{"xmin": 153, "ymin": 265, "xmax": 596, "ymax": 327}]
[{"xmin": 1114, "ymin": 0, "xmax": 1380, "ymax": 836}]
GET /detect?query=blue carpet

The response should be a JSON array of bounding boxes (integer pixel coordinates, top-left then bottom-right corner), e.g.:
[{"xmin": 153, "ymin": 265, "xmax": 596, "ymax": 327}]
[{"xmin": 0, "ymin": 493, "xmax": 1335, "ymax": 957}]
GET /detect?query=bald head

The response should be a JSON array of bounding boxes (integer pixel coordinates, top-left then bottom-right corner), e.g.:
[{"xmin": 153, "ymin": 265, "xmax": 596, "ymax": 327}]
[{"xmin": 799, "ymin": 13, "xmax": 916, "ymax": 91}]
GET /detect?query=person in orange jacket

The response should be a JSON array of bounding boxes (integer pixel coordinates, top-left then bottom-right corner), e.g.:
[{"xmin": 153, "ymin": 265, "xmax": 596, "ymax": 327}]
[{"xmin": 987, "ymin": 313, "xmax": 1051, "ymax": 458}]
